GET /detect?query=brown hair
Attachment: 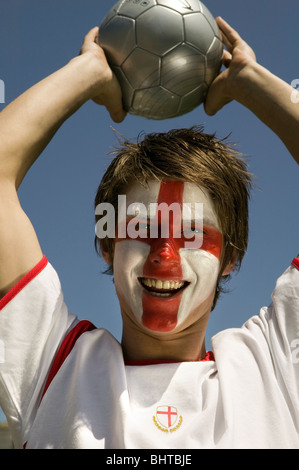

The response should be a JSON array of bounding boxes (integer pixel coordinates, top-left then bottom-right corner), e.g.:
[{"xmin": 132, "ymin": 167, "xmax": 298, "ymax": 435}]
[{"xmin": 94, "ymin": 126, "xmax": 253, "ymax": 309}]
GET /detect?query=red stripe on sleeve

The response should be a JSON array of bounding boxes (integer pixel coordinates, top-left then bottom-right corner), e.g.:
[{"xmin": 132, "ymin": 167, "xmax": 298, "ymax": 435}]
[
  {"xmin": 40, "ymin": 320, "xmax": 96, "ymax": 403},
  {"xmin": 292, "ymin": 257, "xmax": 299, "ymax": 270},
  {"xmin": 0, "ymin": 255, "xmax": 48, "ymax": 311}
]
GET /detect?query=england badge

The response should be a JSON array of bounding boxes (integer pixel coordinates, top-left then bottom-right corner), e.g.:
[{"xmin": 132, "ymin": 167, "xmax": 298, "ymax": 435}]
[{"xmin": 153, "ymin": 406, "xmax": 183, "ymax": 433}]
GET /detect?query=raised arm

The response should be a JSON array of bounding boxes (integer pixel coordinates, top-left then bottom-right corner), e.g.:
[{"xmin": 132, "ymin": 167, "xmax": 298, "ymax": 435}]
[
  {"xmin": 205, "ymin": 17, "xmax": 299, "ymax": 165},
  {"xmin": 0, "ymin": 27, "xmax": 125, "ymax": 298}
]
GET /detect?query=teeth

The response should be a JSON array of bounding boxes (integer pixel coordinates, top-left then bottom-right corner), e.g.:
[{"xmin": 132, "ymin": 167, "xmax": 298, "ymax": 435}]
[{"xmin": 142, "ymin": 278, "xmax": 185, "ymax": 290}]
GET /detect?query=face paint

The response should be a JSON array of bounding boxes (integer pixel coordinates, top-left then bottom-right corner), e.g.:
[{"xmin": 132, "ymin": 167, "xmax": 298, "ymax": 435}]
[
  {"xmin": 140, "ymin": 181, "xmax": 184, "ymax": 331},
  {"xmin": 113, "ymin": 180, "xmax": 223, "ymax": 333}
]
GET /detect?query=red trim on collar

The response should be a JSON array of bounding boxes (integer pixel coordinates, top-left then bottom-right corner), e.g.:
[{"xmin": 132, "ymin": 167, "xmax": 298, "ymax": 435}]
[
  {"xmin": 125, "ymin": 350, "xmax": 215, "ymax": 366},
  {"xmin": 0, "ymin": 255, "xmax": 48, "ymax": 311}
]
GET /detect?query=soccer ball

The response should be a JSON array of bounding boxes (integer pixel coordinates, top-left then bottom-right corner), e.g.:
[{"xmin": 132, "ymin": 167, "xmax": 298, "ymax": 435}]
[{"xmin": 98, "ymin": 0, "xmax": 223, "ymax": 120}]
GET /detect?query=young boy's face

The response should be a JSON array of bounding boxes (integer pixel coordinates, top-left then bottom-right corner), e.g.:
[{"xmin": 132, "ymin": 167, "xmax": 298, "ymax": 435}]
[{"xmin": 112, "ymin": 180, "xmax": 224, "ymax": 334}]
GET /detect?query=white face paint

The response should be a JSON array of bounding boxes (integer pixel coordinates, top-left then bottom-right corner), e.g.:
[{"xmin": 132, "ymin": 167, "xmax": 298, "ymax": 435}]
[
  {"xmin": 176, "ymin": 182, "xmax": 221, "ymax": 327},
  {"xmin": 113, "ymin": 180, "xmax": 223, "ymax": 333}
]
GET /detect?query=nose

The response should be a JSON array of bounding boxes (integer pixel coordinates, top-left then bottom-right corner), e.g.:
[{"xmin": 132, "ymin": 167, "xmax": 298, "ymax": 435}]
[{"xmin": 149, "ymin": 239, "xmax": 180, "ymax": 266}]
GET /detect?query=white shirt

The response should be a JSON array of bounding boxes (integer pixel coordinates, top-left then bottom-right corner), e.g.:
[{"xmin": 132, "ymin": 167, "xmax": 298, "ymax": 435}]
[{"xmin": 0, "ymin": 255, "xmax": 298, "ymax": 449}]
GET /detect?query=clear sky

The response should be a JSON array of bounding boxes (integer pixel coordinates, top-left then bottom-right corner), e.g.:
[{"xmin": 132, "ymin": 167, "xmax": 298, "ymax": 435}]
[{"xmin": 0, "ymin": 0, "xmax": 298, "ymax": 423}]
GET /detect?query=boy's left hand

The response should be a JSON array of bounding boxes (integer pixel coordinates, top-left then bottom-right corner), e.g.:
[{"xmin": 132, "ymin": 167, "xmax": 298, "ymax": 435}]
[{"xmin": 204, "ymin": 17, "xmax": 257, "ymax": 116}]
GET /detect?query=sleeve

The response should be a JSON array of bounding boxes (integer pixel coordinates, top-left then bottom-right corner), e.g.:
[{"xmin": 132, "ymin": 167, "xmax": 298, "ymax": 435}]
[
  {"xmin": 266, "ymin": 257, "xmax": 299, "ymax": 396},
  {"xmin": 0, "ymin": 256, "xmax": 78, "ymax": 447},
  {"xmin": 246, "ymin": 256, "xmax": 299, "ymax": 424}
]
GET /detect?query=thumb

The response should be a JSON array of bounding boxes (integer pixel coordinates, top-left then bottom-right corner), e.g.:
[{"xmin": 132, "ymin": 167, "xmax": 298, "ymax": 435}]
[
  {"xmin": 108, "ymin": 105, "xmax": 127, "ymax": 123},
  {"xmin": 103, "ymin": 82, "xmax": 127, "ymax": 123},
  {"xmin": 204, "ymin": 73, "xmax": 232, "ymax": 116},
  {"xmin": 93, "ymin": 75, "xmax": 127, "ymax": 123}
]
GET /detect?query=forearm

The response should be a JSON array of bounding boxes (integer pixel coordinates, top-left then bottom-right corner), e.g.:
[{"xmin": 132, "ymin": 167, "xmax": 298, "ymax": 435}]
[
  {"xmin": 0, "ymin": 53, "xmax": 103, "ymax": 188},
  {"xmin": 234, "ymin": 62, "xmax": 299, "ymax": 164}
]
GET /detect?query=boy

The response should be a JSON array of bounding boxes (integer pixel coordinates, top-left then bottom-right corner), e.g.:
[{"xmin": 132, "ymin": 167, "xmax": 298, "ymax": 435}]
[{"xmin": 0, "ymin": 18, "xmax": 298, "ymax": 448}]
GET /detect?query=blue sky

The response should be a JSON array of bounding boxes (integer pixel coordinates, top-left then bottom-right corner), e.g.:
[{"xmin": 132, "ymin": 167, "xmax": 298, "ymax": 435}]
[{"xmin": 0, "ymin": 0, "xmax": 298, "ymax": 423}]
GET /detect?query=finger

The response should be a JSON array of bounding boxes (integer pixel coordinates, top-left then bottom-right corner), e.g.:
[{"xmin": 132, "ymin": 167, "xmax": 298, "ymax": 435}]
[
  {"xmin": 216, "ymin": 17, "xmax": 242, "ymax": 51},
  {"xmin": 80, "ymin": 27, "xmax": 100, "ymax": 55},
  {"xmin": 83, "ymin": 26, "xmax": 99, "ymax": 45},
  {"xmin": 220, "ymin": 32, "xmax": 233, "ymax": 53},
  {"xmin": 222, "ymin": 49, "xmax": 232, "ymax": 68}
]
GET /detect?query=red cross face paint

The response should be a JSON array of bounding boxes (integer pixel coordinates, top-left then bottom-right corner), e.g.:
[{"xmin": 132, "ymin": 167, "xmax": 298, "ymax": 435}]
[{"xmin": 113, "ymin": 180, "xmax": 223, "ymax": 333}]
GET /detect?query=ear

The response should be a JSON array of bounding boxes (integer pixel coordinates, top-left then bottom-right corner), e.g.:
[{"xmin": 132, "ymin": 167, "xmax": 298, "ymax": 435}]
[{"xmin": 221, "ymin": 251, "xmax": 237, "ymax": 276}]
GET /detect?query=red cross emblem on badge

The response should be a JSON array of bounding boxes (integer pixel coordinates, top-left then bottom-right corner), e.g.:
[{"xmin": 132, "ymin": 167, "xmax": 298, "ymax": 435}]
[{"xmin": 156, "ymin": 406, "xmax": 178, "ymax": 429}]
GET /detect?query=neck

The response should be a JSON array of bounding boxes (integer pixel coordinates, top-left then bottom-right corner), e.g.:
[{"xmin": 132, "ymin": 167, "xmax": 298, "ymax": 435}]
[{"xmin": 121, "ymin": 308, "xmax": 211, "ymax": 363}]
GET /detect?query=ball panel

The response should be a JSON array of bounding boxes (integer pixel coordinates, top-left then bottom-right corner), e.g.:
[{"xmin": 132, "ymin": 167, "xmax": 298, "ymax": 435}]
[
  {"xmin": 122, "ymin": 48, "xmax": 161, "ymax": 89},
  {"xmin": 184, "ymin": 12, "xmax": 215, "ymax": 53},
  {"xmin": 99, "ymin": 0, "xmax": 223, "ymax": 119},
  {"xmin": 157, "ymin": 0, "xmax": 202, "ymax": 14},
  {"xmin": 161, "ymin": 44, "xmax": 206, "ymax": 95},
  {"xmin": 112, "ymin": 66, "xmax": 135, "ymax": 111},
  {"xmin": 99, "ymin": 0, "xmax": 124, "ymax": 29},
  {"xmin": 132, "ymin": 87, "xmax": 180, "ymax": 119},
  {"xmin": 99, "ymin": 16, "xmax": 136, "ymax": 66},
  {"xmin": 178, "ymin": 82, "xmax": 208, "ymax": 115},
  {"xmin": 118, "ymin": 0, "xmax": 157, "ymax": 19},
  {"xmin": 136, "ymin": 6, "xmax": 184, "ymax": 56},
  {"xmin": 205, "ymin": 37, "xmax": 223, "ymax": 85},
  {"xmin": 200, "ymin": 3, "xmax": 221, "ymax": 39}
]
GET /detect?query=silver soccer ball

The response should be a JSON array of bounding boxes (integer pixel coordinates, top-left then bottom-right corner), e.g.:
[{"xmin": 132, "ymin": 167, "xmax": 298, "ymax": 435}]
[{"xmin": 98, "ymin": 0, "xmax": 223, "ymax": 120}]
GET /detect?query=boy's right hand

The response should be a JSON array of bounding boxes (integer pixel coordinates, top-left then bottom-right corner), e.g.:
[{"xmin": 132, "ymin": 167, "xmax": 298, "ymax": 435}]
[{"xmin": 80, "ymin": 27, "xmax": 127, "ymax": 123}]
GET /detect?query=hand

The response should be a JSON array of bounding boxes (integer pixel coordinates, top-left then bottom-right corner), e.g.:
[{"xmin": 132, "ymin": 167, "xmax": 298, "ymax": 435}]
[
  {"xmin": 204, "ymin": 17, "xmax": 257, "ymax": 116},
  {"xmin": 80, "ymin": 27, "xmax": 126, "ymax": 123}
]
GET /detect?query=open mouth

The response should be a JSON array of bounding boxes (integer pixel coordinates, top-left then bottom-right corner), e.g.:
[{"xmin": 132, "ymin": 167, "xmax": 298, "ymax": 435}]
[{"xmin": 139, "ymin": 277, "xmax": 189, "ymax": 298}]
